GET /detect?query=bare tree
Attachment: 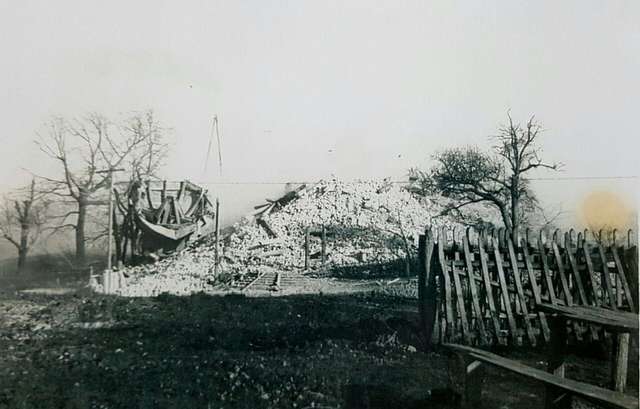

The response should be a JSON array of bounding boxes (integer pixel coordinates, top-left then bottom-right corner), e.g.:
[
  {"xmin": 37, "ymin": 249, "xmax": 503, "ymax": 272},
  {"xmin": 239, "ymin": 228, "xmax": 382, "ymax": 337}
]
[
  {"xmin": 416, "ymin": 113, "xmax": 561, "ymax": 239},
  {"xmin": 35, "ymin": 110, "xmax": 167, "ymax": 264},
  {"xmin": 0, "ymin": 180, "xmax": 49, "ymax": 272},
  {"xmin": 124, "ymin": 110, "xmax": 169, "ymax": 180}
]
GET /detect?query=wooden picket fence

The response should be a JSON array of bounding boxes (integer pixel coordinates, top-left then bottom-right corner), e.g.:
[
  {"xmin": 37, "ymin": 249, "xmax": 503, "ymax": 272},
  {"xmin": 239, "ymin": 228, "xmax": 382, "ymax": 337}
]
[{"xmin": 417, "ymin": 227, "xmax": 638, "ymax": 347}]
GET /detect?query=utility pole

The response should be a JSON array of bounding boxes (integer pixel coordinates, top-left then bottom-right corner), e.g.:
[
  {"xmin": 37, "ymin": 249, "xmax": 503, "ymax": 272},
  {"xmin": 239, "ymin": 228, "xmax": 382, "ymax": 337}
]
[
  {"xmin": 203, "ymin": 114, "xmax": 223, "ymax": 276},
  {"xmin": 214, "ymin": 198, "xmax": 220, "ymax": 275},
  {"xmin": 96, "ymin": 168, "xmax": 125, "ymax": 292},
  {"xmin": 204, "ymin": 114, "xmax": 223, "ymax": 276}
]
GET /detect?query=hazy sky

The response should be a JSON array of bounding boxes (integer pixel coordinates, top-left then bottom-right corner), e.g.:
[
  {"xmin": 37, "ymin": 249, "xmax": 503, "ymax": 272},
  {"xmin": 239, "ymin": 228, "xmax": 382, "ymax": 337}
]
[{"xmin": 1, "ymin": 1, "xmax": 638, "ymax": 237}]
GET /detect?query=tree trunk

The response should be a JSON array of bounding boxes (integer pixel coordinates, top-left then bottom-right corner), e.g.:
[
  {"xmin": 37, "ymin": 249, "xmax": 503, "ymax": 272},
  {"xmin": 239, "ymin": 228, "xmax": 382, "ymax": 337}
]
[
  {"xmin": 510, "ymin": 175, "xmax": 520, "ymax": 241},
  {"xmin": 113, "ymin": 207, "xmax": 122, "ymax": 267},
  {"xmin": 497, "ymin": 203, "xmax": 512, "ymax": 236},
  {"xmin": 17, "ymin": 247, "xmax": 28, "ymax": 273},
  {"xmin": 76, "ymin": 199, "xmax": 87, "ymax": 265},
  {"xmin": 17, "ymin": 223, "xmax": 30, "ymax": 273}
]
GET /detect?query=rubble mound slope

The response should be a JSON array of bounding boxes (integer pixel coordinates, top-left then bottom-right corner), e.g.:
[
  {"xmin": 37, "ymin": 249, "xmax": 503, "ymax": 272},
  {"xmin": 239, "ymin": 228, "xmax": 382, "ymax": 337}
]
[{"xmin": 116, "ymin": 179, "xmax": 468, "ymax": 296}]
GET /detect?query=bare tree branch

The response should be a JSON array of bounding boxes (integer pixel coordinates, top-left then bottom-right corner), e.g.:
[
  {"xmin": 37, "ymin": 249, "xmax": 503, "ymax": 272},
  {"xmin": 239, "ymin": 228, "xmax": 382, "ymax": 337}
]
[
  {"xmin": 33, "ymin": 110, "xmax": 169, "ymax": 262},
  {"xmin": 0, "ymin": 180, "xmax": 51, "ymax": 271},
  {"xmin": 414, "ymin": 112, "xmax": 560, "ymax": 237}
]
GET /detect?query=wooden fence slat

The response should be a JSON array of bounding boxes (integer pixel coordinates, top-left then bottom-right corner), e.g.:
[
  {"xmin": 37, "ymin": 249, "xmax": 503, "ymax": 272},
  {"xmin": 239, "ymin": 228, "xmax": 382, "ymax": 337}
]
[
  {"xmin": 582, "ymin": 242, "xmax": 601, "ymax": 307},
  {"xmin": 507, "ymin": 238, "xmax": 537, "ymax": 346},
  {"xmin": 451, "ymin": 259, "xmax": 472, "ymax": 344},
  {"xmin": 454, "ymin": 249, "xmax": 474, "ymax": 322},
  {"xmin": 566, "ymin": 244, "xmax": 589, "ymax": 306},
  {"xmin": 611, "ymin": 246, "xmax": 636, "ymax": 312},
  {"xmin": 422, "ymin": 227, "xmax": 635, "ymax": 348},
  {"xmin": 565, "ymin": 243, "xmax": 599, "ymax": 340},
  {"xmin": 492, "ymin": 238, "xmax": 518, "ymax": 344},
  {"xmin": 521, "ymin": 239, "xmax": 550, "ymax": 343},
  {"xmin": 479, "ymin": 239, "xmax": 504, "ymax": 345},
  {"xmin": 438, "ymin": 230, "xmax": 455, "ymax": 341},
  {"xmin": 552, "ymin": 242, "xmax": 574, "ymax": 306},
  {"xmin": 552, "ymin": 242, "xmax": 584, "ymax": 340},
  {"xmin": 597, "ymin": 244, "xmax": 618, "ymax": 311},
  {"xmin": 624, "ymin": 245, "xmax": 638, "ymax": 309},
  {"xmin": 418, "ymin": 234, "xmax": 427, "ymax": 332},
  {"xmin": 463, "ymin": 237, "xmax": 489, "ymax": 345},
  {"xmin": 538, "ymin": 239, "xmax": 558, "ymax": 305},
  {"xmin": 421, "ymin": 231, "xmax": 439, "ymax": 347}
]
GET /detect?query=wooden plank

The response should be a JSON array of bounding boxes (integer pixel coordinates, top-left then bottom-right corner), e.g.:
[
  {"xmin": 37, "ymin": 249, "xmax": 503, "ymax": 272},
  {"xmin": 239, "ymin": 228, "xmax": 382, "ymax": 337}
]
[
  {"xmin": 597, "ymin": 244, "xmax": 618, "ymax": 310},
  {"xmin": 536, "ymin": 304, "xmax": 638, "ymax": 332},
  {"xmin": 521, "ymin": 239, "xmax": 551, "ymax": 343},
  {"xmin": 418, "ymin": 231, "xmax": 439, "ymax": 349},
  {"xmin": 463, "ymin": 237, "xmax": 489, "ymax": 345},
  {"xmin": 565, "ymin": 245, "xmax": 588, "ymax": 306},
  {"xmin": 507, "ymin": 238, "xmax": 536, "ymax": 346},
  {"xmin": 447, "ymin": 349, "xmax": 485, "ymax": 408},
  {"xmin": 582, "ymin": 243, "xmax": 601, "ymax": 307},
  {"xmin": 256, "ymin": 219, "xmax": 277, "ymax": 239},
  {"xmin": 439, "ymin": 231, "xmax": 455, "ymax": 342},
  {"xmin": 418, "ymin": 235, "xmax": 428, "ymax": 340},
  {"xmin": 451, "ymin": 259, "xmax": 472, "ymax": 344},
  {"xmin": 624, "ymin": 246, "xmax": 638, "ymax": 310},
  {"xmin": 145, "ymin": 182, "xmax": 155, "ymax": 210},
  {"xmin": 444, "ymin": 343, "xmax": 638, "ymax": 409},
  {"xmin": 551, "ymin": 242, "xmax": 585, "ymax": 340},
  {"xmin": 611, "ymin": 246, "xmax": 635, "ymax": 312},
  {"xmin": 171, "ymin": 197, "xmax": 181, "ymax": 225},
  {"xmin": 321, "ymin": 225, "xmax": 327, "ymax": 265},
  {"xmin": 304, "ymin": 227, "xmax": 310, "ymax": 270},
  {"xmin": 565, "ymin": 243, "xmax": 598, "ymax": 340},
  {"xmin": 611, "ymin": 333, "xmax": 630, "ymax": 392},
  {"xmin": 538, "ymin": 239, "xmax": 559, "ymax": 305},
  {"xmin": 439, "ymin": 297, "xmax": 446, "ymax": 344},
  {"xmin": 184, "ymin": 191, "xmax": 204, "ymax": 217},
  {"xmin": 552, "ymin": 242, "xmax": 574, "ymax": 306},
  {"xmin": 546, "ymin": 316, "xmax": 570, "ymax": 409},
  {"xmin": 159, "ymin": 199, "xmax": 171, "ymax": 224},
  {"xmin": 492, "ymin": 238, "xmax": 518, "ymax": 344},
  {"xmin": 161, "ymin": 180, "xmax": 167, "ymax": 203},
  {"xmin": 177, "ymin": 181, "xmax": 186, "ymax": 201},
  {"xmin": 479, "ymin": 240, "xmax": 503, "ymax": 344}
]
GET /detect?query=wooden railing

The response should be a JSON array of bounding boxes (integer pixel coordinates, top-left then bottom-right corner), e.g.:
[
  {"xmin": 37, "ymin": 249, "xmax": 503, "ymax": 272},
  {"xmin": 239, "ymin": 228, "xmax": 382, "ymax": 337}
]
[{"xmin": 417, "ymin": 227, "xmax": 638, "ymax": 347}]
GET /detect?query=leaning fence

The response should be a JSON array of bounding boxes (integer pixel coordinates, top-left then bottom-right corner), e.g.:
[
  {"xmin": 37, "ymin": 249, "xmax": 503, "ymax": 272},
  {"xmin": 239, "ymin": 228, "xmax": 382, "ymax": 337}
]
[{"xmin": 416, "ymin": 227, "xmax": 638, "ymax": 347}]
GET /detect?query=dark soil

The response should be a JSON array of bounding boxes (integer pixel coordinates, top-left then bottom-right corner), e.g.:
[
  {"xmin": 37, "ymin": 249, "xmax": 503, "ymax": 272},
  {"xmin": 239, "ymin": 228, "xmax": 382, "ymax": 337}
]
[{"xmin": 0, "ymin": 277, "xmax": 637, "ymax": 409}]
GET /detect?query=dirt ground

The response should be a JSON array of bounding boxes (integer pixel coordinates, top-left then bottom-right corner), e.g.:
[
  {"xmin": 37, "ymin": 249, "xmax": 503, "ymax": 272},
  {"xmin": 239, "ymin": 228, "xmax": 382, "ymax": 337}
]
[{"xmin": 0, "ymin": 274, "xmax": 637, "ymax": 409}]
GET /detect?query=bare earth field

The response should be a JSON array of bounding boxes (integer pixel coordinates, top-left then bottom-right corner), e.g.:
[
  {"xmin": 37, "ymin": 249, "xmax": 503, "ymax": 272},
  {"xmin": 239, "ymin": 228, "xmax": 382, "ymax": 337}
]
[{"xmin": 0, "ymin": 274, "xmax": 637, "ymax": 409}]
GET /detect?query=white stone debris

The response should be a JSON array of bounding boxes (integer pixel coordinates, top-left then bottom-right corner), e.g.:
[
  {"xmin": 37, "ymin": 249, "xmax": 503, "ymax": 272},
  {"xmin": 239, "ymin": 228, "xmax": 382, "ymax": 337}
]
[{"xmin": 116, "ymin": 179, "xmax": 490, "ymax": 296}]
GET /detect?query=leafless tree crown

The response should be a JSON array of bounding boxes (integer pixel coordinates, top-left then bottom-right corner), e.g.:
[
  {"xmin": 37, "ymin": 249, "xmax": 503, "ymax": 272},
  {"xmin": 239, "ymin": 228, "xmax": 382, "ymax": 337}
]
[{"xmin": 415, "ymin": 113, "xmax": 561, "ymax": 238}]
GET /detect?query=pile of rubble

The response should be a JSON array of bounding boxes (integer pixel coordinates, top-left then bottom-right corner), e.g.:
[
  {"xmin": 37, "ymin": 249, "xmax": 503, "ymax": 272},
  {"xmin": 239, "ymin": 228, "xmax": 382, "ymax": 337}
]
[{"xmin": 115, "ymin": 179, "xmax": 487, "ymax": 296}]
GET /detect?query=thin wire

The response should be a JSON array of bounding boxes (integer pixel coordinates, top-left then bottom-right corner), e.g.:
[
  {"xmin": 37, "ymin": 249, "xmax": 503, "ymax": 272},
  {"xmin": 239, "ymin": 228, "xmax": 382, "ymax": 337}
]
[
  {"xmin": 194, "ymin": 175, "xmax": 637, "ymax": 185},
  {"xmin": 528, "ymin": 175, "xmax": 638, "ymax": 181},
  {"xmin": 202, "ymin": 116, "xmax": 217, "ymax": 176},
  {"xmin": 2, "ymin": 176, "xmax": 634, "ymax": 188},
  {"xmin": 215, "ymin": 115, "xmax": 223, "ymax": 177}
]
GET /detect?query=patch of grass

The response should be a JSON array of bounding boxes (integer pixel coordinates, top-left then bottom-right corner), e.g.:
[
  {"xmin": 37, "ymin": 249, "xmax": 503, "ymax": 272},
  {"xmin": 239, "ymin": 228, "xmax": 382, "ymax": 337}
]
[
  {"xmin": 0, "ymin": 292, "xmax": 445, "ymax": 409},
  {"xmin": 1, "ymin": 290, "xmax": 635, "ymax": 409}
]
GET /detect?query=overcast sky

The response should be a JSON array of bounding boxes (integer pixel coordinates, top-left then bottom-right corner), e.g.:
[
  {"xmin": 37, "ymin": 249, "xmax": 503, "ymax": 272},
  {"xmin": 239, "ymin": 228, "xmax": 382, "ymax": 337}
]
[{"xmin": 1, "ymin": 1, "xmax": 638, "ymax": 239}]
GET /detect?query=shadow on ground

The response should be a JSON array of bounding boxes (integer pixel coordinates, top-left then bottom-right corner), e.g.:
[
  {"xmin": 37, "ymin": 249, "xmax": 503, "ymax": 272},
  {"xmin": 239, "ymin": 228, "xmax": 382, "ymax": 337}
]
[
  {"xmin": 0, "ymin": 289, "xmax": 637, "ymax": 409},
  {"xmin": 0, "ymin": 291, "xmax": 448, "ymax": 409}
]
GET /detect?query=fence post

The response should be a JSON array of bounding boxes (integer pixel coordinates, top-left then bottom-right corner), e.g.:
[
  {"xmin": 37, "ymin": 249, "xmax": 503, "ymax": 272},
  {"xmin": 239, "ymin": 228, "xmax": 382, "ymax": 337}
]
[
  {"xmin": 214, "ymin": 198, "xmax": 220, "ymax": 275},
  {"xmin": 304, "ymin": 227, "xmax": 310, "ymax": 270},
  {"xmin": 321, "ymin": 225, "xmax": 326, "ymax": 265},
  {"xmin": 418, "ymin": 229, "xmax": 439, "ymax": 349},
  {"xmin": 624, "ymin": 244, "xmax": 638, "ymax": 310},
  {"xmin": 418, "ymin": 234, "xmax": 427, "ymax": 341}
]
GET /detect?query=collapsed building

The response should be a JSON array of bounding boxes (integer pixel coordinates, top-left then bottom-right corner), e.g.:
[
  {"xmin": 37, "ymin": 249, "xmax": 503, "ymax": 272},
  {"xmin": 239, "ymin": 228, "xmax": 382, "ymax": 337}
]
[
  {"xmin": 115, "ymin": 179, "xmax": 486, "ymax": 296},
  {"xmin": 112, "ymin": 179, "xmax": 215, "ymax": 264}
]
